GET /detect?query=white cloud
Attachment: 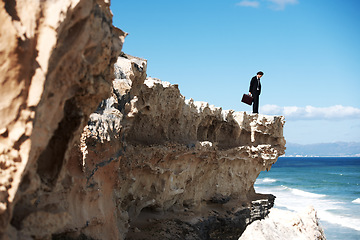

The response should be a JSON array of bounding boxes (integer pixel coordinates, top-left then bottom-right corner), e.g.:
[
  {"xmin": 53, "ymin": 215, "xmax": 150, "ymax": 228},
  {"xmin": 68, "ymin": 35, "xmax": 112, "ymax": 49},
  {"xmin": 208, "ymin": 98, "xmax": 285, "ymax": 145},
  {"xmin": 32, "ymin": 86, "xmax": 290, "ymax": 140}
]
[
  {"xmin": 267, "ymin": 0, "xmax": 298, "ymax": 10},
  {"xmin": 236, "ymin": 0, "xmax": 260, "ymax": 8},
  {"xmin": 261, "ymin": 104, "xmax": 360, "ymax": 120}
]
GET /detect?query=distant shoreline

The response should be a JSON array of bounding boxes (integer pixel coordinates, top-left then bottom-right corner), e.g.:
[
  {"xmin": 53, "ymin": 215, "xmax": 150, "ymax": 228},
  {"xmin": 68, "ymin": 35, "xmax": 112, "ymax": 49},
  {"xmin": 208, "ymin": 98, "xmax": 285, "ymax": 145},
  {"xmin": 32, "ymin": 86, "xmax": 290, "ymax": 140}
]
[{"xmin": 284, "ymin": 142, "xmax": 360, "ymax": 157}]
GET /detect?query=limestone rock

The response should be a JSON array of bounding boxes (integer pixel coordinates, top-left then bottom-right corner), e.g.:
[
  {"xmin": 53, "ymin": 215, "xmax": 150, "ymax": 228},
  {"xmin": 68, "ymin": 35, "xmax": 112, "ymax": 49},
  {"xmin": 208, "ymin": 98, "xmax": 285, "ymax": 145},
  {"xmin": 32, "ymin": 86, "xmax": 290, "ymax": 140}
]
[
  {"xmin": 0, "ymin": 0, "xmax": 123, "ymax": 238},
  {"xmin": 68, "ymin": 55, "xmax": 286, "ymax": 239},
  {"xmin": 1, "ymin": 1, "xmax": 289, "ymax": 239},
  {"xmin": 239, "ymin": 207, "xmax": 327, "ymax": 240}
]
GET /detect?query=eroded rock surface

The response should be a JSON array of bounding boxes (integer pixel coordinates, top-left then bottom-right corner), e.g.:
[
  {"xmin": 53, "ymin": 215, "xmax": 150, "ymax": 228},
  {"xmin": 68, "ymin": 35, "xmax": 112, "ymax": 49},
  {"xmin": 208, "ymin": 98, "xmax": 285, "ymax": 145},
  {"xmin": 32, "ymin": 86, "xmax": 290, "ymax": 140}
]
[
  {"xmin": 0, "ymin": 0, "xmax": 123, "ymax": 239},
  {"xmin": 1, "ymin": 1, "xmax": 289, "ymax": 239},
  {"xmin": 67, "ymin": 54, "xmax": 286, "ymax": 239}
]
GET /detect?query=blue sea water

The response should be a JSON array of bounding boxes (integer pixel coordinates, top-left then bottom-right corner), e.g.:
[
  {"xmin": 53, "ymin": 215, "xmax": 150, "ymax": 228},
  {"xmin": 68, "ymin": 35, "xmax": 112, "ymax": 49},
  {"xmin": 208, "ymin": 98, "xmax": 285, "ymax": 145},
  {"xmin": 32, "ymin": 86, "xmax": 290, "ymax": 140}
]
[{"xmin": 255, "ymin": 157, "xmax": 360, "ymax": 240}]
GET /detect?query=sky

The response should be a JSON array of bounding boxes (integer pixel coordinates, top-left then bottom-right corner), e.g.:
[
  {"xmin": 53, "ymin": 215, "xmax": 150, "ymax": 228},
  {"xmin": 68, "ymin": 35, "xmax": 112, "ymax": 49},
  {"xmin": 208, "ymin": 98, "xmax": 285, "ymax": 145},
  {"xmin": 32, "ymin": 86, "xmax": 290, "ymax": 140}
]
[{"xmin": 110, "ymin": 0, "xmax": 360, "ymax": 145}]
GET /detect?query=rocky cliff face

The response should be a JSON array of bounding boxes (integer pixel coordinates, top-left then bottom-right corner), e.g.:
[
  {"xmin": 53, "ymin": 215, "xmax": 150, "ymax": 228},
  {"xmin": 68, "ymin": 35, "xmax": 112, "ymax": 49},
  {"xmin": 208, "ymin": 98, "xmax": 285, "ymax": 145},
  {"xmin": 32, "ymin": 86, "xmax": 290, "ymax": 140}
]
[
  {"xmin": 0, "ymin": 1, "xmax": 289, "ymax": 240},
  {"xmin": 76, "ymin": 54, "xmax": 286, "ymax": 239},
  {"xmin": 0, "ymin": 0, "xmax": 123, "ymax": 239}
]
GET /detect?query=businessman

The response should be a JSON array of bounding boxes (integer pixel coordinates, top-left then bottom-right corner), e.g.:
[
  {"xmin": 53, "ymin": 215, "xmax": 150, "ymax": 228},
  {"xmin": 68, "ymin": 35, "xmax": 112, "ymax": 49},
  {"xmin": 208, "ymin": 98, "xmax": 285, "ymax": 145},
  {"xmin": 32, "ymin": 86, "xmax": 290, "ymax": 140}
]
[{"xmin": 249, "ymin": 71, "xmax": 264, "ymax": 114}]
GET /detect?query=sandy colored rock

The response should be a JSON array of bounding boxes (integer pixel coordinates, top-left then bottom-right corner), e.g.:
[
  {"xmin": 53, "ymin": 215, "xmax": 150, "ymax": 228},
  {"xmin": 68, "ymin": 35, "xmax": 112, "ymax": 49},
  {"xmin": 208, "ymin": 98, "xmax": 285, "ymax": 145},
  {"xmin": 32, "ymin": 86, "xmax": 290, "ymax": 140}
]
[
  {"xmin": 1, "ymin": 37, "xmax": 286, "ymax": 238},
  {"xmin": 239, "ymin": 207, "xmax": 326, "ymax": 240},
  {"xmin": 62, "ymin": 55, "xmax": 286, "ymax": 239},
  {"xmin": 0, "ymin": 1, "xmax": 323, "ymax": 239},
  {"xmin": 0, "ymin": 0, "xmax": 123, "ymax": 238}
]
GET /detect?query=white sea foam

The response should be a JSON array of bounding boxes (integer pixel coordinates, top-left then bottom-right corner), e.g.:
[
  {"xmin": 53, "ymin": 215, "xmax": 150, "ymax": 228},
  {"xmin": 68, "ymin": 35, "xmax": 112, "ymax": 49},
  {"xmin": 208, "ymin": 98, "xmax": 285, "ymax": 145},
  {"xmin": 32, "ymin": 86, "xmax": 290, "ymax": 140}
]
[
  {"xmin": 319, "ymin": 210, "xmax": 360, "ymax": 232},
  {"xmin": 256, "ymin": 178, "xmax": 277, "ymax": 184},
  {"xmin": 290, "ymin": 188, "xmax": 326, "ymax": 198},
  {"xmin": 255, "ymin": 185, "xmax": 360, "ymax": 232}
]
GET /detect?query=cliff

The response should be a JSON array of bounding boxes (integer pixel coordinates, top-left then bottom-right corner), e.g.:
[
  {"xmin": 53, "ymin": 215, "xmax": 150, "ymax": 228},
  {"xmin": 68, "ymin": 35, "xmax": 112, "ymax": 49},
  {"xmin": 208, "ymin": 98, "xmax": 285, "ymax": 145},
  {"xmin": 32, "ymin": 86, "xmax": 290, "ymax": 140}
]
[
  {"xmin": 76, "ymin": 54, "xmax": 286, "ymax": 239},
  {"xmin": 0, "ymin": 1, "xmax": 324, "ymax": 240},
  {"xmin": 0, "ymin": 0, "xmax": 123, "ymax": 238}
]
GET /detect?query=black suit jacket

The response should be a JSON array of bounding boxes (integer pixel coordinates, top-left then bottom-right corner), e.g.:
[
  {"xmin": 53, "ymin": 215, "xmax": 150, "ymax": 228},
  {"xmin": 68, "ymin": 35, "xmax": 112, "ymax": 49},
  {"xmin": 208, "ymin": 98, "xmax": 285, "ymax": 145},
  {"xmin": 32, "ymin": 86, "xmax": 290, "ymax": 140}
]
[{"xmin": 249, "ymin": 76, "xmax": 261, "ymax": 96}]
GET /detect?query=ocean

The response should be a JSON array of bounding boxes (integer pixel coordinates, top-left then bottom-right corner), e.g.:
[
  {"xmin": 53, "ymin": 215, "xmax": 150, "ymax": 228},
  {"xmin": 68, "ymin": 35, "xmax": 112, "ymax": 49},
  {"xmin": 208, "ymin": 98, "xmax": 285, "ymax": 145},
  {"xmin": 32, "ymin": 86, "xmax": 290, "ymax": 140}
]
[{"xmin": 255, "ymin": 157, "xmax": 360, "ymax": 240}]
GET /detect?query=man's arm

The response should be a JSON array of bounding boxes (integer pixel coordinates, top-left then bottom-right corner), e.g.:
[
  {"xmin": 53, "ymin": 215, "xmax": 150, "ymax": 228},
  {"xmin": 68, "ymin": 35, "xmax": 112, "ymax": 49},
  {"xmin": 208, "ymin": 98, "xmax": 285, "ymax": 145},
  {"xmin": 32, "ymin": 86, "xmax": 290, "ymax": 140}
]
[{"xmin": 249, "ymin": 77, "xmax": 255, "ymax": 96}]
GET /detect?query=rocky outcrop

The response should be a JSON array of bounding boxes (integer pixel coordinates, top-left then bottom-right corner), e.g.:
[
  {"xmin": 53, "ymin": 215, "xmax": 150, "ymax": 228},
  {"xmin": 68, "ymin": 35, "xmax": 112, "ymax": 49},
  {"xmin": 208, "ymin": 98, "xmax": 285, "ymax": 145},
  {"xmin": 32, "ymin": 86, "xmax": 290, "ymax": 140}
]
[
  {"xmin": 0, "ymin": 0, "xmax": 123, "ymax": 239},
  {"xmin": 1, "ymin": 1, "xmax": 292, "ymax": 239},
  {"xmin": 61, "ymin": 54, "xmax": 286, "ymax": 239},
  {"xmin": 1, "ymin": 37, "xmax": 286, "ymax": 240},
  {"xmin": 239, "ymin": 207, "xmax": 326, "ymax": 240}
]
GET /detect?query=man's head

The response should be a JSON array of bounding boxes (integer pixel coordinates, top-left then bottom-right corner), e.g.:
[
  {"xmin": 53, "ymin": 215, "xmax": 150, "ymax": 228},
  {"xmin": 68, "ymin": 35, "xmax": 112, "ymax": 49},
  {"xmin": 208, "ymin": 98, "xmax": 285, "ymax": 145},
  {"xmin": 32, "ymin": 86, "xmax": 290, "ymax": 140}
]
[{"xmin": 257, "ymin": 71, "xmax": 264, "ymax": 78}]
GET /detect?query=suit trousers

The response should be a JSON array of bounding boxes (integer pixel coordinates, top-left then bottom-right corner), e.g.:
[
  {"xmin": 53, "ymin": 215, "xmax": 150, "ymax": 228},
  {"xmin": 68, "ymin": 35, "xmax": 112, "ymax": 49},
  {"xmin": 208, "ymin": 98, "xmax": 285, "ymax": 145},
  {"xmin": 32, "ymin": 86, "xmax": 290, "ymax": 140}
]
[{"xmin": 252, "ymin": 94, "xmax": 259, "ymax": 113}]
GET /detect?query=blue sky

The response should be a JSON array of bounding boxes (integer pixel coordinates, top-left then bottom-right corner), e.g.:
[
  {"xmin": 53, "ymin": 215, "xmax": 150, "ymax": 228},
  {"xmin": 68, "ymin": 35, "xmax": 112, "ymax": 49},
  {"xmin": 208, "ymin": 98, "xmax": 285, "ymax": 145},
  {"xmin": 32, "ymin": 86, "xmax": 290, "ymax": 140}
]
[{"xmin": 111, "ymin": 0, "xmax": 360, "ymax": 144}]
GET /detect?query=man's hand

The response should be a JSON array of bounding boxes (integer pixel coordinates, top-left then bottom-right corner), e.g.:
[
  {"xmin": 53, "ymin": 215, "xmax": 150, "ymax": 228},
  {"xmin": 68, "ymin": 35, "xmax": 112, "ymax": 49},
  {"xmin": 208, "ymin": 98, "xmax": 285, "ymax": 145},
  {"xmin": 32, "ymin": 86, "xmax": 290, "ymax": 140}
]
[{"xmin": 249, "ymin": 92, "xmax": 252, "ymax": 96}]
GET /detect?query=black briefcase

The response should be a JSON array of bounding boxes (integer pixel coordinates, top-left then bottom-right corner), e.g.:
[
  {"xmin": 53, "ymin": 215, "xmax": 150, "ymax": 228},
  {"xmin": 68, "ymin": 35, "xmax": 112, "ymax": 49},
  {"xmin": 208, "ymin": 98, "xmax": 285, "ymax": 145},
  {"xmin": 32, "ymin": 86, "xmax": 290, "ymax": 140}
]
[{"xmin": 241, "ymin": 94, "xmax": 253, "ymax": 105}]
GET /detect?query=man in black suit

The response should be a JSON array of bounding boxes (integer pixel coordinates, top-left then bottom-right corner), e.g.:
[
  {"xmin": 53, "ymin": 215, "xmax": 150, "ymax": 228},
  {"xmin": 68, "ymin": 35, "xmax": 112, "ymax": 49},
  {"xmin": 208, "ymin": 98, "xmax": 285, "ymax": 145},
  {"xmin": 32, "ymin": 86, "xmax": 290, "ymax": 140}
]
[{"xmin": 249, "ymin": 71, "xmax": 264, "ymax": 114}]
